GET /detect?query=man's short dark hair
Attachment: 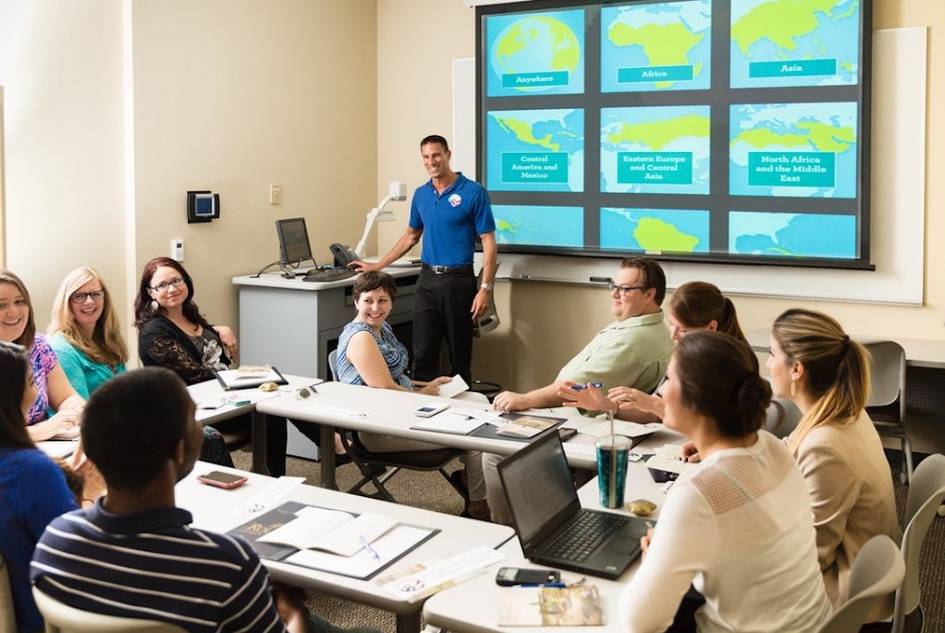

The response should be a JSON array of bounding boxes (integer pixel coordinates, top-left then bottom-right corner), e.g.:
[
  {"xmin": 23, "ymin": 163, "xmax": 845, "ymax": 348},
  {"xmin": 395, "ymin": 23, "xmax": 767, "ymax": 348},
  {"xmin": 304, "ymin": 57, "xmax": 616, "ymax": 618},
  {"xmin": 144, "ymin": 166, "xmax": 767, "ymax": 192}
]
[
  {"xmin": 420, "ymin": 135, "xmax": 449, "ymax": 152},
  {"xmin": 352, "ymin": 271, "xmax": 398, "ymax": 302},
  {"xmin": 82, "ymin": 367, "xmax": 193, "ymax": 490},
  {"xmin": 620, "ymin": 256, "xmax": 667, "ymax": 306}
]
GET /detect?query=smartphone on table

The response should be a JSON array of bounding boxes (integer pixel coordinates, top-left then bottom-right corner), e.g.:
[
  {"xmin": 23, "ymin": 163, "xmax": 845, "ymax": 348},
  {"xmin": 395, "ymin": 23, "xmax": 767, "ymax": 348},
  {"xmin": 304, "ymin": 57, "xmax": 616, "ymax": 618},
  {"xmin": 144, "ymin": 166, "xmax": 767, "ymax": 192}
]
[
  {"xmin": 196, "ymin": 470, "xmax": 248, "ymax": 489},
  {"xmin": 495, "ymin": 567, "xmax": 561, "ymax": 586}
]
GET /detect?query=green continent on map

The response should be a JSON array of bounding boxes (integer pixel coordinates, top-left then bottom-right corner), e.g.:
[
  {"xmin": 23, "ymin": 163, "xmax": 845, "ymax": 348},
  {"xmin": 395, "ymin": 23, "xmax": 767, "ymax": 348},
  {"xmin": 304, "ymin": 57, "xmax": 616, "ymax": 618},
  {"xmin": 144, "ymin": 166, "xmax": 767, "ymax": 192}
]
[
  {"xmin": 634, "ymin": 218, "xmax": 700, "ymax": 252},
  {"xmin": 495, "ymin": 16, "xmax": 580, "ymax": 72},
  {"xmin": 608, "ymin": 22, "xmax": 705, "ymax": 69},
  {"xmin": 606, "ymin": 115, "xmax": 710, "ymax": 150},
  {"xmin": 496, "ymin": 218, "xmax": 520, "ymax": 234},
  {"xmin": 732, "ymin": 0, "xmax": 840, "ymax": 55},
  {"xmin": 731, "ymin": 122, "xmax": 855, "ymax": 152},
  {"xmin": 494, "ymin": 117, "xmax": 560, "ymax": 151}
]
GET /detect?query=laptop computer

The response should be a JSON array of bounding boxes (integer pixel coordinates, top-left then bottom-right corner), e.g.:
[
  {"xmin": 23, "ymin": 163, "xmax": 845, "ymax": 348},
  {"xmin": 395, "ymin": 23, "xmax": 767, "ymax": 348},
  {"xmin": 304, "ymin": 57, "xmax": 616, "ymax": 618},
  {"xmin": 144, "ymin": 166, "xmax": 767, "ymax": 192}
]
[{"xmin": 498, "ymin": 431, "xmax": 648, "ymax": 580}]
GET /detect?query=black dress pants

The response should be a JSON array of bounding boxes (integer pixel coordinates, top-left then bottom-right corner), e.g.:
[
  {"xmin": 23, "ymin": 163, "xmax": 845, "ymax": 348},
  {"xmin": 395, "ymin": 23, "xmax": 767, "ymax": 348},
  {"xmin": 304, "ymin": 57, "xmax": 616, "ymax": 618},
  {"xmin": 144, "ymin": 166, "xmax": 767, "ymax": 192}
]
[{"xmin": 412, "ymin": 267, "xmax": 478, "ymax": 384}]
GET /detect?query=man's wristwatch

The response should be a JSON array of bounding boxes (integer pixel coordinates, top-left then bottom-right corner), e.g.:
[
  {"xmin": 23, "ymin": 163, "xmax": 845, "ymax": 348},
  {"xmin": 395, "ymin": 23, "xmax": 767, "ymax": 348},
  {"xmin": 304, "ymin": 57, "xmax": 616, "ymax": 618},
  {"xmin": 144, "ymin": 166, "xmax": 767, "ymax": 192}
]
[{"xmin": 480, "ymin": 282, "xmax": 492, "ymax": 291}]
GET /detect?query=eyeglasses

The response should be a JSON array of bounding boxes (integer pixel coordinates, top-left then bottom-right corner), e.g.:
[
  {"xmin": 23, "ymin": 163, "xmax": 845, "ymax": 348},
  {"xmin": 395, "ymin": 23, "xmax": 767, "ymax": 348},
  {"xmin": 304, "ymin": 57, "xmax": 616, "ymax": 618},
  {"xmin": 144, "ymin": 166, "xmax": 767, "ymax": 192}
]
[
  {"xmin": 608, "ymin": 282, "xmax": 646, "ymax": 296},
  {"xmin": 70, "ymin": 290, "xmax": 105, "ymax": 304},
  {"xmin": 150, "ymin": 277, "xmax": 185, "ymax": 293}
]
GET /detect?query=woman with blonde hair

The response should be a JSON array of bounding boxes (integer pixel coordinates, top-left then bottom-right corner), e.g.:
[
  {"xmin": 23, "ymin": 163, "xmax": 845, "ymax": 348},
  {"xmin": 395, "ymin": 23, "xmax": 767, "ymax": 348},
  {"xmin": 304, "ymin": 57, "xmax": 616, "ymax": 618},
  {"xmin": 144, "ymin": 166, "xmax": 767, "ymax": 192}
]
[
  {"xmin": 0, "ymin": 270, "xmax": 83, "ymax": 441},
  {"xmin": 48, "ymin": 266, "xmax": 128, "ymax": 398},
  {"xmin": 769, "ymin": 308, "xmax": 900, "ymax": 623}
]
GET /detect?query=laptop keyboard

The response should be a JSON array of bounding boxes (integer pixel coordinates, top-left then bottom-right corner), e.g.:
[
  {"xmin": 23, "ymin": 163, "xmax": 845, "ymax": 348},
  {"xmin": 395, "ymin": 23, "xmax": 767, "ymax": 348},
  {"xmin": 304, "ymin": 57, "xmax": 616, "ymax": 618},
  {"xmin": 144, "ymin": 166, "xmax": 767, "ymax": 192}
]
[{"xmin": 537, "ymin": 511, "xmax": 630, "ymax": 562}]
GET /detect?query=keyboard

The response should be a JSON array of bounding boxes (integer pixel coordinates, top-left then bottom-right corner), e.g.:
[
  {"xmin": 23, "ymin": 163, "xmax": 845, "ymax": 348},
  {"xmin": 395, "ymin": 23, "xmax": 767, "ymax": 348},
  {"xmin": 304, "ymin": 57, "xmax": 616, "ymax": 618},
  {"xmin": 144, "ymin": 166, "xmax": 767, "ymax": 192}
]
[
  {"xmin": 537, "ymin": 510, "xmax": 629, "ymax": 562},
  {"xmin": 303, "ymin": 268, "xmax": 357, "ymax": 283}
]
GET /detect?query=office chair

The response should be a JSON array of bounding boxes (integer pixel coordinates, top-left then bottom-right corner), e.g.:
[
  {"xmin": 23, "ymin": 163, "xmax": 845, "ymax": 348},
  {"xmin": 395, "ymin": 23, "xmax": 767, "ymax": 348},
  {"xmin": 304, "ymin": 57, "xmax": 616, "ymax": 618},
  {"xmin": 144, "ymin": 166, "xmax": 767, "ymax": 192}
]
[
  {"xmin": 893, "ymin": 453, "xmax": 945, "ymax": 633},
  {"xmin": 0, "ymin": 555, "xmax": 15, "ymax": 633},
  {"xmin": 32, "ymin": 587, "xmax": 186, "ymax": 633},
  {"xmin": 327, "ymin": 351, "xmax": 467, "ymax": 503},
  {"xmin": 864, "ymin": 340, "xmax": 914, "ymax": 484},
  {"xmin": 816, "ymin": 535, "xmax": 905, "ymax": 633}
]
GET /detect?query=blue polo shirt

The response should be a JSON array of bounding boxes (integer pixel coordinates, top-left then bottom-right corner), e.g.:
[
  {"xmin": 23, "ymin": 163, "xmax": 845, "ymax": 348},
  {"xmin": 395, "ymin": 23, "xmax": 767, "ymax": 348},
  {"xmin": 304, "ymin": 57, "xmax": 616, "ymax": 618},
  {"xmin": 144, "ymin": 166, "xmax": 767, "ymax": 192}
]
[{"xmin": 408, "ymin": 173, "xmax": 495, "ymax": 267}]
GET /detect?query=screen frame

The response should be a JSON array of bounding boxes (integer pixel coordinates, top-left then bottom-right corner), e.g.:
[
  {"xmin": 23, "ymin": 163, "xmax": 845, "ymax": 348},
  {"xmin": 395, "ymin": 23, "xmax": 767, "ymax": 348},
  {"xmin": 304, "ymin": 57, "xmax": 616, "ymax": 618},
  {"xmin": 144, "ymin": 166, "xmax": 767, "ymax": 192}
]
[{"xmin": 475, "ymin": 0, "xmax": 873, "ymax": 271}]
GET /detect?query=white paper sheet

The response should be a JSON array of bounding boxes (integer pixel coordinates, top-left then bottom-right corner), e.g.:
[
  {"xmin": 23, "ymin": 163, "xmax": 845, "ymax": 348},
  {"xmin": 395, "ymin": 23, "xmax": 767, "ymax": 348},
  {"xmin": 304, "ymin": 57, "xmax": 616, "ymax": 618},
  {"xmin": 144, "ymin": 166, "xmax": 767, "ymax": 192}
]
[
  {"xmin": 285, "ymin": 524, "xmax": 433, "ymax": 578},
  {"xmin": 438, "ymin": 374, "xmax": 470, "ymax": 399}
]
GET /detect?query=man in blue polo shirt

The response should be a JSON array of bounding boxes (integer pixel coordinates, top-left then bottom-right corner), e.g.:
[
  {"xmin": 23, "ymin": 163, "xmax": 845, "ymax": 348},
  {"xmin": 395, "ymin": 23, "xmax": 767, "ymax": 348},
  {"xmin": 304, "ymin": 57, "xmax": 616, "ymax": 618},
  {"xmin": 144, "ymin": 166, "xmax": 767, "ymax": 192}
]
[{"xmin": 354, "ymin": 135, "xmax": 497, "ymax": 384}]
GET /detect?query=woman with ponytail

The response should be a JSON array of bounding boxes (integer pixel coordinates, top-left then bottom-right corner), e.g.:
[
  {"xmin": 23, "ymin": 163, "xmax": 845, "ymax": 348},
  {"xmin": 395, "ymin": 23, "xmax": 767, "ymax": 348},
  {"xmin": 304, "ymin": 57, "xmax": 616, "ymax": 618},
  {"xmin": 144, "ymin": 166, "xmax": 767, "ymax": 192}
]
[
  {"xmin": 769, "ymin": 308, "xmax": 900, "ymax": 622},
  {"xmin": 619, "ymin": 332, "xmax": 830, "ymax": 632}
]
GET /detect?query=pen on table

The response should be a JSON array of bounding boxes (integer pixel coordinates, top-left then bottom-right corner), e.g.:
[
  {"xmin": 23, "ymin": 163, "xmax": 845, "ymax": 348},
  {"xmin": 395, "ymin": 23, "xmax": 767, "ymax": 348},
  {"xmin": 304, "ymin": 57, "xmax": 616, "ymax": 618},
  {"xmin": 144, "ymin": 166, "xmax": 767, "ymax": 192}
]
[
  {"xmin": 521, "ymin": 582, "xmax": 567, "ymax": 588},
  {"xmin": 359, "ymin": 536, "xmax": 381, "ymax": 561}
]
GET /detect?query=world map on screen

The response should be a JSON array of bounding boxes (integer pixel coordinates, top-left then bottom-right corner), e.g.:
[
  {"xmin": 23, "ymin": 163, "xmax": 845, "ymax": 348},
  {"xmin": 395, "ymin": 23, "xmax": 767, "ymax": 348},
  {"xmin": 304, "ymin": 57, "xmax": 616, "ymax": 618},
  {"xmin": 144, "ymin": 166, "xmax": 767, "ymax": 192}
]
[
  {"xmin": 487, "ymin": 109, "xmax": 585, "ymax": 192},
  {"xmin": 731, "ymin": 0, "xmax": 860, "ymax": 88},
  {"xmin": 493, "ymin": 205, "xmax": 584, "ymax": 248},
  {"xmin": 600, "ymin": 208, "xmax": 710, "ymax": 253},
  {"xmin": 730, "ymin": 211, "xmax": 857, "ymax": 258},
  {"xmin": 601, "ymin": 0, "xmax": 712, "ymax": 92},
  {"xmin": 729, "ymin": 102, "xmax": 857, "ymax": 198}
]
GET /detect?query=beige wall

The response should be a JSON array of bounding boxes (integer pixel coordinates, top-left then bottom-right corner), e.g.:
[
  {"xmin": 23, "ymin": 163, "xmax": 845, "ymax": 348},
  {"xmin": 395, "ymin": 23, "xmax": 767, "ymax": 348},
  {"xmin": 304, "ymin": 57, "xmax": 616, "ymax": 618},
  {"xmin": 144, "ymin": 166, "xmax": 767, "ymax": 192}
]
[
  {"xmin": 376, "ymin": 0, "xmax": 945, "ymax": 392},
  {"xmin": 0, "ymin": 0, "xmax": 127, "ymax": 331},
  {"xmin": 132, "ymin": 0, "xmax": 378, "ymax": 335}
]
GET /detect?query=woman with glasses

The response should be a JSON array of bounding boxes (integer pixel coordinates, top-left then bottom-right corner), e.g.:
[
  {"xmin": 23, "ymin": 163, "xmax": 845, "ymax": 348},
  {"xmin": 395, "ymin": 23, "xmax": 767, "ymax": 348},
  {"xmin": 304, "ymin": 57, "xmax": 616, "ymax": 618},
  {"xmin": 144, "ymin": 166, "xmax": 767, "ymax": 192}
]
[
  {"xmin": 134, "ymin": 257, "xmax": 240, "ymax": 467},
  {"xmin": 134, "ymin": 257, "xmax": 307, "ymax": 474},
  {"xmin": 0, "ymin": 270, "xmax": 84, "ymax": 441},
  {"xmin": 135, "ymin": 257, "xmax": 237, "ymax": 381},
  {"xmin": 47, "ymin": 267, "xmax": 127, "ymax": 399}
]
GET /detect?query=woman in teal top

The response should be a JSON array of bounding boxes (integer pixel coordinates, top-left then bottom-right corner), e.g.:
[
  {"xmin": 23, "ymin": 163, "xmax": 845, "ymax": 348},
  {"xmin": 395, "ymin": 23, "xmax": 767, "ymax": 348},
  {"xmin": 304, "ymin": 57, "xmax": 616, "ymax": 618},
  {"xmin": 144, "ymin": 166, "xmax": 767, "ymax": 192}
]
[{"xmin": 47, "ymin": 267, "xmax": 128, "ymax": 398}]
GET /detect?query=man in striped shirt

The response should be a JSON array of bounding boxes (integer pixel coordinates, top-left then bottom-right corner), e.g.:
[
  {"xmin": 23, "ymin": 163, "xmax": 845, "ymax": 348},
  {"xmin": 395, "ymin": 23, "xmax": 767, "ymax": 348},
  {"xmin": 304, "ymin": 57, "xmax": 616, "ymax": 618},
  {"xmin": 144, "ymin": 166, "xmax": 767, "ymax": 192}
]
[{"xmin": 30, "ymin": 367, "xmax": 371, "ymax": 633}]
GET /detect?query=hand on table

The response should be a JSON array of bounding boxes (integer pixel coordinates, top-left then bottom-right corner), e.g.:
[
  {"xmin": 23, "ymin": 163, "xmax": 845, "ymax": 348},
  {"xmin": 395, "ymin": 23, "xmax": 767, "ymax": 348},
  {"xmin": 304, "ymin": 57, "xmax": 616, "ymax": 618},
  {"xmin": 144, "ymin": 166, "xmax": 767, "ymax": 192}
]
[
  {"xmin": 27, "ymin": 412, "xmax": 79, "ymax": 442},
  {"xmin": 492, "ymin": 391, "xmax": 528, "ymax": 412}
]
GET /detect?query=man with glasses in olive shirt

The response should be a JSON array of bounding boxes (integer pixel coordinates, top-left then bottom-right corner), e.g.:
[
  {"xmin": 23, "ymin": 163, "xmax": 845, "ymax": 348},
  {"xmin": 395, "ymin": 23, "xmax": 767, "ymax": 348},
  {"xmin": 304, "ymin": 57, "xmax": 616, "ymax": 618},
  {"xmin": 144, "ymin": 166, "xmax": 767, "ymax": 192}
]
[
  {"xmin": 492, "ymin": 256, "xmax": 673, "ymax": 412},
  {"xmin": 353, "ymin": 135, "xmax": 496, "ymax": 385}
]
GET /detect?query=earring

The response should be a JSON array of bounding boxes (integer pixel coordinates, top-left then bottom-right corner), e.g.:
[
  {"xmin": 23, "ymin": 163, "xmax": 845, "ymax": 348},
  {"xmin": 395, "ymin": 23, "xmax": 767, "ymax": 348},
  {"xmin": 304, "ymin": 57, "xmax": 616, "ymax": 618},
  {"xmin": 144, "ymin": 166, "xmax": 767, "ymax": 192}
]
[
  {"xmin": 790, "ymin": 380, "xmax": 797, "ymax": 397},
  {"xmin": 150, "ymin": 299, "xmax": 159, "ymax": 312}
]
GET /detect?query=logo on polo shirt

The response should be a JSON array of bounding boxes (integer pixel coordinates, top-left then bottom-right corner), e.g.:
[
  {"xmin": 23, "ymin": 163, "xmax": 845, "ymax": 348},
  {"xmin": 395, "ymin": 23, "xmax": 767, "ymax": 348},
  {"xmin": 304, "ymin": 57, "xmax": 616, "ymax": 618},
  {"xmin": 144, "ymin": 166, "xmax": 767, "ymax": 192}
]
[{"xmin": 448, "ymin": 193, "xmax": 462, "ymax": 207}]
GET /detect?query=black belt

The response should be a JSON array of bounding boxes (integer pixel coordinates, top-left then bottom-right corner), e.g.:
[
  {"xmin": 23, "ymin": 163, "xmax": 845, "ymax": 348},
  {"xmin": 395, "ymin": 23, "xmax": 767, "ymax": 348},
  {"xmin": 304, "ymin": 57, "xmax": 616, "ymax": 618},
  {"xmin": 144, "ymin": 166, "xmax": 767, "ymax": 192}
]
[{"xmin": 421, "ymin": 263, "xmax": 474, "ymax": 275}]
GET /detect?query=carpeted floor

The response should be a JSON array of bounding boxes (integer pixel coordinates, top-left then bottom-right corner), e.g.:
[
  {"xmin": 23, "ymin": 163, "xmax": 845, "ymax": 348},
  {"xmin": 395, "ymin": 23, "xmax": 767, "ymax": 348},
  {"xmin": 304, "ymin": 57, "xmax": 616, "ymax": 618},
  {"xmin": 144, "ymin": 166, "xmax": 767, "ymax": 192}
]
[{"xmin": 231, "ymin": 450, "xmax": 945, "ymax": 633}]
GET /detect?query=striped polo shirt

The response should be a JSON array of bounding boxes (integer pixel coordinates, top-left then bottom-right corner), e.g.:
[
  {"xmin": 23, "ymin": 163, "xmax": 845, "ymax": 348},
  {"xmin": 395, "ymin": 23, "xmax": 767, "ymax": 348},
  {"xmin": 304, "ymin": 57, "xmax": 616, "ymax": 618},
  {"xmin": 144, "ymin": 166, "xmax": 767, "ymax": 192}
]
[{"xmin": 30, "ymin": 501, "xmax": 287, "ymax": 633}]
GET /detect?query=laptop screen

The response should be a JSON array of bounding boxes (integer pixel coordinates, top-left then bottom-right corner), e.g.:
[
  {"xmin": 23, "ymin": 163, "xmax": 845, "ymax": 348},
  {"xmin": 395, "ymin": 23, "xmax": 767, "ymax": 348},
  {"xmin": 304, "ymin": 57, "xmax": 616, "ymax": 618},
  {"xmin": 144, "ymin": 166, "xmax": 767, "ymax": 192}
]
[{"xmin": 499, "ymin": 433, "xmax": 578, "ymax": 545}]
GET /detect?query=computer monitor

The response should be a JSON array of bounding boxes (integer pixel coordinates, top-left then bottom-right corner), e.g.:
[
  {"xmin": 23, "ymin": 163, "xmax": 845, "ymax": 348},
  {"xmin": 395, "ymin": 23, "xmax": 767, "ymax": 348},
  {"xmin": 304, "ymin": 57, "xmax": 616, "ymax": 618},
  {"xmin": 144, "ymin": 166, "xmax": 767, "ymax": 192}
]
[{"xmin": 276, "ymin": 218, "xmax": 314, "ymax": 267}]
